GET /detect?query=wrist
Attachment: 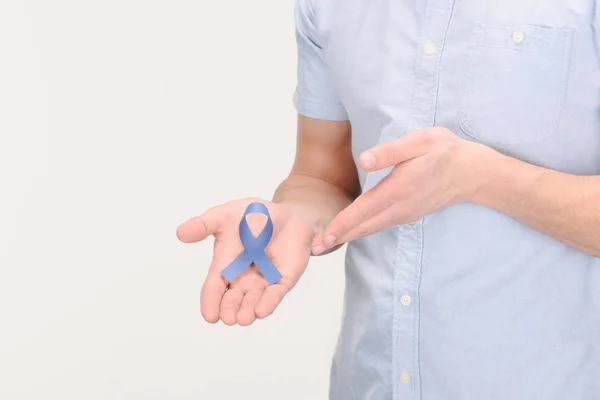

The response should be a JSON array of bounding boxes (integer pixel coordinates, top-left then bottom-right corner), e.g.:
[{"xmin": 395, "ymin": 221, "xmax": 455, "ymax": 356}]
[
  {"xmin": 469, "ymin": 146, "xmax": 546, "ymax": 210},
  {"xmin": 454, "ymin": 140, "xmax": 497, "ymax": 203},
  {"xmin": 273, "ymin": 175, "xmax": 353, "ymax": 236},
  {"xmin": 274, "ymin": 200, "xmax": 334, "ymax": 236}
]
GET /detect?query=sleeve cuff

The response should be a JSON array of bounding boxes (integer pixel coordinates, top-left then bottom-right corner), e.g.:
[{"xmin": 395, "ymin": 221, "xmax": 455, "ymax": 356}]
[{"xmin": 292, "ymin": 91, "xmax": 349, "ymax": 121}]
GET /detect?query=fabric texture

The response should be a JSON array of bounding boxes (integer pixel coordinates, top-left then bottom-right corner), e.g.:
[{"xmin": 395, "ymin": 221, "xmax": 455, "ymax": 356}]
[{"xmin": 293, "ymin": 0, "xmax": 600, "ymax": 399}]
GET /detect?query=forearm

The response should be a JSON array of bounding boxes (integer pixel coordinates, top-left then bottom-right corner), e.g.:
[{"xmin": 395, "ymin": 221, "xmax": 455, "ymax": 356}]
[
  {"xmin": 472, "ymin": 146, "xmax": 600, "ymax": 257},
  {"xmin": 272, "ymin": 115, "xmax": 359, "ymax": 243}
]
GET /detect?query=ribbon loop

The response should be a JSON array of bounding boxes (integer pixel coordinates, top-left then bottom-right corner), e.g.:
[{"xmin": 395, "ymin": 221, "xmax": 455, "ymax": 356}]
[{"xmin": 220, "ymin": 202, "xmax": 283, "ymax": 285}]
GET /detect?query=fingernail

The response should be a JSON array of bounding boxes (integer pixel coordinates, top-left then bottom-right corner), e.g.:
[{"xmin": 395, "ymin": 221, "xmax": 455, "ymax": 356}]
[
  {"xmin": 312, "ymin": 245, "xmax": 324, "ymax": 255},
  {"xmin": 324, "ymin": 235, "xmax": 337, "ymax": 248},
  {"xmin": 360, "ymin": 152, "xmax": 375, "ymax": 169}
]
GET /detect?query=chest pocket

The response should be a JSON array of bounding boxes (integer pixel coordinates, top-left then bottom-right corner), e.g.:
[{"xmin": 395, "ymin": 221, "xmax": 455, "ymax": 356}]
[{"xmin": 458, "ymin": 23, "xmax": 573, "ymax": 150}]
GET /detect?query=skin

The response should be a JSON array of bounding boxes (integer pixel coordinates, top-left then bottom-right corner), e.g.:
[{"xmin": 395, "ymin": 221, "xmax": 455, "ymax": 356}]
[
  {"xmin": 176, "ymin": 116, "xmax": 359, "ymax": 325},
  {"xmin": 313, "ymin": 126, "xmax": 600, "ymax": 258},
  {"xmin": 178, "ymin": 118, "xmax": 600, "ymax": 326}
]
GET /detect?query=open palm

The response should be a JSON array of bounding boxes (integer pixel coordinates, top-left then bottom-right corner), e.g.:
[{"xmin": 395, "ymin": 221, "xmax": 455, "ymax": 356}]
[{"xmin": 177, "ymin": 198, "xmax": 316, "ymax": 326}]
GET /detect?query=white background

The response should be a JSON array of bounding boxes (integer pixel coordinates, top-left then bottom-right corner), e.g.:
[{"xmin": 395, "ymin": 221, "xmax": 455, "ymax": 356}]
[{"xmin": 0, "ymin": 1, "xmax": 345, "ymax": 399}]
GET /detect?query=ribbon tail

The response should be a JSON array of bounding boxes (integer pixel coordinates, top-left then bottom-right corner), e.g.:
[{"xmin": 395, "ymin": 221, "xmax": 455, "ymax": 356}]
[
  {"xmin": 220, "ymin": 251, "xmax": 253, "ymax": 282},
  {"xmin": 253, "ymin": 252, "xmax": 283, "ymax": 285}
]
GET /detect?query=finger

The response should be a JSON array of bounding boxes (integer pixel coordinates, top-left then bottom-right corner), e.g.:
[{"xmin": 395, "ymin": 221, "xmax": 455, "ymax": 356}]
[
  {"xmin": 337, "ymin": 205, "xmax": 396, "ymax": 244},
  {"xmin": 200, "ymin": 272, "xmax": 227, "ymax": 323},
  {"xmin": 311, "ymin": 234, "xmax": 342, "ymax": 256},
  {"xmin": 320, "ymin": 173, "xmax": 396, "ymax": 249},
  {"xmin": 358, "ymin": 129, "xmax": 432, "ymax": 172},
  {"xmin": 255, "ymin": 284, "xmax": 289, "ymax": 319},
  {"xmin": 311, "ymin": 233, "xmax": 326, "ymax": 255},
  {"xmin": 219, "ymin": 288, "xmax": 244, "ymax": 326},
  {"xmin": 236, "ymin": 289, "xmax": 263, "ymax": 326},
  {"xmin": 176, "ymin": 206, "xmax": 226, "ymax": 243}
]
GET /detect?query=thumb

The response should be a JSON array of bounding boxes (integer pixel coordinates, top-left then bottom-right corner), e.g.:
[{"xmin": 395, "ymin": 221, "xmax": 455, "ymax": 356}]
[{"xmin": 176, "ymin": 205, "xmax": 226, "ymax": 243}]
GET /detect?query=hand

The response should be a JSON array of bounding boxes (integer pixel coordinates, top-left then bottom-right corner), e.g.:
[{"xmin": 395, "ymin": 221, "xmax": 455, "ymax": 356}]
[
  {"xmin": 311, "ymin": 127, "xmax": 487, "ymax": 252},
  {"xmin": 177, "ymin": 198, "xmax": 316, "ymax": 326}
]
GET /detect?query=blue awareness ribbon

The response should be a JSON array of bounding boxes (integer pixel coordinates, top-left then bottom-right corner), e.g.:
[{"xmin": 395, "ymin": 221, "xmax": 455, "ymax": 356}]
[{"xmin": 220, "ymin": 202, "xmax": 283, "ymax": 285}]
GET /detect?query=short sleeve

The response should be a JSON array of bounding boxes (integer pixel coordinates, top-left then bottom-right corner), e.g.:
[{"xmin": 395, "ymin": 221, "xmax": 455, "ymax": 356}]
[{"xmin": 293, "ymin": 0, "xmax": 349, "ymax": 121}]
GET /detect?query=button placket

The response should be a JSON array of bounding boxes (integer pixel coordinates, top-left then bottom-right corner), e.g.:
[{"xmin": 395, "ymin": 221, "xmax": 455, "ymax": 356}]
[{"xmin": 394, "ymin": 1, "xmax": 456, "ymax": 400}]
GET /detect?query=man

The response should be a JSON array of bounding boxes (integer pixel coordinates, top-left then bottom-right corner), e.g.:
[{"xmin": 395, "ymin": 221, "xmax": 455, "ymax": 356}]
[{"xmin": 177, "ymin": 0, "xmax": 600, "ymax": 398}]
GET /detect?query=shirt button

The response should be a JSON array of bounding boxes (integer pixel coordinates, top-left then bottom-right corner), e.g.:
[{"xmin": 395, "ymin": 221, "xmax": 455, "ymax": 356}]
[
  {"xmin": 400, "ymin": 294, "xmax": 412, "ymax": 306},
  {"xmin": 423, "ymin": 43, "xmax": 437, "ymax": 55},
  {"xmin": 512, "ymin": 30, "xmax": 525, "ymax": 44},
  {"xmin": 400, "ymin": 373, "xmax": 411, "ymax": 384}
]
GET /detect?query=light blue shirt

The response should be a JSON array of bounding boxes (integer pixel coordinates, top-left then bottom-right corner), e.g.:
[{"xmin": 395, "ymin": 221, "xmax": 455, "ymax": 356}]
[{"xmin": 293, "ymin": 0, "xmax": 600, "ymax": 399}]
